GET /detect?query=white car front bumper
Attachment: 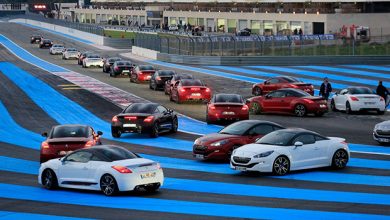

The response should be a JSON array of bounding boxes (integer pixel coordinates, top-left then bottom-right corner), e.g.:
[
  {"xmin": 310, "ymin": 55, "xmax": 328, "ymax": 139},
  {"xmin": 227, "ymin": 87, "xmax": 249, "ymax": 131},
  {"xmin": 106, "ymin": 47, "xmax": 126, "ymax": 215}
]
[{"xmin": 230, "ymin": 156, "xmax": 274, "ymax": 172}]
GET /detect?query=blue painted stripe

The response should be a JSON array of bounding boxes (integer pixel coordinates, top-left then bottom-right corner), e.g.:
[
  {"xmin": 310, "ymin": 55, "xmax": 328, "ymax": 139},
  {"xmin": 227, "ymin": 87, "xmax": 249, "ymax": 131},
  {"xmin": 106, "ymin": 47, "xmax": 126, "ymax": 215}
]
[
  {"xmin": 249, "ymin": 65, "xmax": 380, "ymax": 87},
  {"xmin": 207, "ymin": 65, "xmax": 349, "ymax": 90},
  {"xmin": 177, "ymin": 115, "xmax": 221, "ymax": 134},
  {"xmin": 299, "ymin": 65, "xmax": 390, "ymax": 80},
  {"xmin": 149, "ymin": 60, "xmax": 262, "ymax": 84},
  {"xmin": 0, "ymin": 35, "xmax": 68, "ymax": 72},
  {"xmin": 342, "ymin": 65, "xmax": 390, "ymax": 72},
  {"xmin": 2, "ymin": 156, "xmax": 390, "ymax": 206},
  {"xmin": 2, "ymin": 183, "xmax": 390, "ymax": 220},
  {"xmin": 349, "ymin": 157, "xmax": 390, "ymax": 170},
  {"xmin": 0, "ymin": 211, "xmax": 90, "ymax": 220},
  {"xmin": 14, "ymin": 22, "xmax": 94, "ymax": 45}
]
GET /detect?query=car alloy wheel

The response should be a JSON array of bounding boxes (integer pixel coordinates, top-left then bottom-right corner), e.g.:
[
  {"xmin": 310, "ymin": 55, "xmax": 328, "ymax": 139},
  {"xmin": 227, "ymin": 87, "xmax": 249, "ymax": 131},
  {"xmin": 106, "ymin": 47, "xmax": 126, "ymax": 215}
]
[
  {"xmin": 111, "ymin": 129, "xmax": 121, "ymax": 138},
  {"xmin": 330, "ymin": 99, "xmax": 337, "ymax": 111},
  {"xmin": 294, "ymin": 104, "xmax": 306, "ymax": 117},
  {"xmin": 332, "ymin": 149, "xmax": 348, "ymax": 169},
  {"xmin": 42, "ymin": 169, "xmax": 58, "ymax": 190},
  {"xmin": 253, "ymin": 87, "xmax": 262, "ymax": 96},
  {"xmin": 250, "ymin": 102, "xmax": 261, "ymax": 114},
  {"xmin": 273, "ymin": 156, "xmax": 290, "ymax": 176},
  {"xmin": 100, "ymin": 174, "xmax": 118, "ymax": 196},
  {"xmin": 150, "ymin": 122, "xmax": 159, "ymax": 138},
  {"xmin": 171, "ymin": 117, "xmax": 178, "ymax": 133},
  {"xmin": 345, "ymin": 102, "xmax": 352, "ymax": 114}
]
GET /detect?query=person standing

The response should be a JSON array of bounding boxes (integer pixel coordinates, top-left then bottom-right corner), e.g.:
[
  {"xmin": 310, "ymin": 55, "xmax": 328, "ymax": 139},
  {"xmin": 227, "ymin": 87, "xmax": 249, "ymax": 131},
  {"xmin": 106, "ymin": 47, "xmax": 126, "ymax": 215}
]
[
  {"xmin": 376, "ymin": 81, "xmax": 390, "ymax": 107},
  {"xmin": 319, "ymin": 77, "xmax": 332, "ymax": 100}
]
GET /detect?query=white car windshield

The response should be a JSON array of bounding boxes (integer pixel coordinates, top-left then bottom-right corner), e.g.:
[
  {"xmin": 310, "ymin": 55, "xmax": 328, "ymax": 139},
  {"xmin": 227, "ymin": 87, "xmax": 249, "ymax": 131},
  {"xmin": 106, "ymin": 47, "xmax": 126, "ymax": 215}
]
[{"xmin": 256, "ymin": 130, "xmax": 296, "ymax": 146}]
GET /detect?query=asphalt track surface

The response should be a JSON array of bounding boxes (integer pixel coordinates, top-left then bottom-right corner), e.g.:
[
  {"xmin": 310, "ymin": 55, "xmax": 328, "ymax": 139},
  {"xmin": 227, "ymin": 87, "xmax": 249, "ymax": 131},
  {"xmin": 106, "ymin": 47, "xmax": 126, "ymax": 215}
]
[{"xmin": 0, "ymin": 22, "xmax": 390, "ymax": 219}]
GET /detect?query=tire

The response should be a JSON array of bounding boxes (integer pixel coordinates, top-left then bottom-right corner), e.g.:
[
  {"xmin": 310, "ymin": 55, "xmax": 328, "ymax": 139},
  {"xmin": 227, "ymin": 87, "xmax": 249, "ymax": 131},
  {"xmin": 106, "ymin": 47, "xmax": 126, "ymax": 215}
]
[
  {"xmin": 294, "ymin": 104, "xmax": 306, "ymax": 117},
  {"xmin": 377, "ymin": 110, "xmax": 385, "ymax": 115},
  {"xmin": 330, "ymin": 99, "xmax": 337, "ymax": 112},
  {"xmin": 272, "ymin": 156, "xmax": 290, "ymax": 176},
  {"xmin": 331, "ymin": 149, "xmax": 349, "ymax": 169},
  {"xmin": 100, "ymin": 174, "xmax": 118, "ymax": 196},
  {"xmin": 345, "ymin": 102, "xmax": 353, "ymax": 114},
  {"xmin": 171, "ymin": 117, "xmax": 178, "ymax": 133},
  {"xmin": 249, "ymin": 102, "xmax": 261, "ymax": 114},
  {"xmin": 150, "ymin": 122, "xmax": 159, "ymax": 138},
  {"xmin": 253, "ymin": 87, "xmax": 262, "ymax": 96},
  {"xmin": 103, "ymin": 66, "xmax": 106, "ymax": 73},
  {"xmin": 111, "ymin": 129, "xmax": 121, "ymax": 138},
  {"xmin": 41, "ymin": 169, "xmax": 58, "ymax": 190}
]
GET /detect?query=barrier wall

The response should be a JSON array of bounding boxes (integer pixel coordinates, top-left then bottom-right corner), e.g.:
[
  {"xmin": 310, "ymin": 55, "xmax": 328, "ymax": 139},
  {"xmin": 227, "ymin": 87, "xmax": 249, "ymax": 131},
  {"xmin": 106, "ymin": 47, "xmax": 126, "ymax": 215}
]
[
  {"xmin": 9, "ymin": 18, "xmax": 104, "ymax": 45},
  {"xmin": 132, "ymin": 46, "xmax": 159, "ymax": 60}
]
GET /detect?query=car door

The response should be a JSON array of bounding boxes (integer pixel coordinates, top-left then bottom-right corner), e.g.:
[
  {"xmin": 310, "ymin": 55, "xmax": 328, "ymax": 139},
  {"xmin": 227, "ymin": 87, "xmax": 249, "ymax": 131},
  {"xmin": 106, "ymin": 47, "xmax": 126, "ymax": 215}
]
[
  {"xmin": 57, "ymin": 151, "xmax": 93, "ymax": 185},
  {"xmin": 289, "ymin": 134, "xmax": 320, "ymax": 169},
  {"xmin": 312, "ymin": 135, "xmax": 331, "ymax": 166},
  {"xmin": 157, "ymin": 105, "xmax": 172, "ymax": 130},
  {"xmin": 244, "ymin": 124, "xmax": 276, "ymax": 144},
  {"xmin": 264, "ymin": 78, "xmax": 279, "ymax": 93},
  {"xmin": 261, "ymin": 91, "xmax": 285, "ymax": 112},
  {"xmin": 334, "ymin": 89, "xmax": 349, "ymax": 110}
]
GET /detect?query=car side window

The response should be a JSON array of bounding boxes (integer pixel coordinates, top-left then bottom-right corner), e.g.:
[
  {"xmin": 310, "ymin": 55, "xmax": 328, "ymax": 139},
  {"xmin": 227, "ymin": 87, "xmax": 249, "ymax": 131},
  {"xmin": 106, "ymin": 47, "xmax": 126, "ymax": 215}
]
[
  {"xmin": 340, "ymin": 89, "xmax": 348, "ymax": 95},
  {"xmin": 314, "ymin": 135, "xmax": 327, "ymax": 141},
  {"xmin": 248, "ymin": 125, "xmax": 275, "ymax": 135},
  {"xmin": 269, "ymin": 78, "xmax": 279, "ymax": 84},
  {"xmin": 293, "ymin": 134, "xmax": 316, "ymax": 145},
  {"xmin": 268, "ymin": 91, "xmax": 285, "ymax": 98},
  {"xmin": 90, "ymin": 153, "xmax": 103, "ymax": 161},
  {"xmin": 157, "ymin": 106, "xmax": 167, "ymax": 113},
  {"xmin": 65, "ymin": 151, "xmax": 92, "ymax": 163}
]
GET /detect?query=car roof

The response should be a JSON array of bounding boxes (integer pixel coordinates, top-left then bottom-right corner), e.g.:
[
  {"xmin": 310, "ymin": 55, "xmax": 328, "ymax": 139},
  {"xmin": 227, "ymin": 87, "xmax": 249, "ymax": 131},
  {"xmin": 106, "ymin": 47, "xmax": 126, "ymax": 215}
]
[
  {"xmin": 232, "ymin": 120, "xmax": 284, "ymax": 128},
  {"xmin": 273, "ymin": 88, "xmax": 302, "ymax": 92},
  {"xmin": 277, "ymin": 128, "xmax": 320, "ymax": 135},
  {"xmin": 215, "ymin": 93, "xmax": 241, "ymax": 97},
  {"xmin": 128, "ymin": 102, "xmax": 159, "ymax": 107}
]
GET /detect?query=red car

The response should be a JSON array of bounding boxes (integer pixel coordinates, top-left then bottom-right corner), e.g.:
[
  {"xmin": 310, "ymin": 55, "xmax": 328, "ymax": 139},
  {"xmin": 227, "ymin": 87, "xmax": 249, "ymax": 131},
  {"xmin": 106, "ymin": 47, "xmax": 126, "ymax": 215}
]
[
  {"xmin": 206, "ymin": 93, "xmax": 249, "ymax": 124},
  {"xmin": 170, "ymin": 79, "xmax": 211, "ymax": 104},
  {"xmin": 252, "ymin": 76, "xmax": 314, "ymax": 96},
  {"xmin": 247, "ymin": 88, "xmax": 328, "ymax": 117},
  {"xmin": 77, "ymin": 51, "xmax": 93, "ymax": 65},
  {"xmin": 193, "ymin": 120, "xmax": 284, "ymax": 160},
  {"xmin": 130, "ymin": 65, "xmax": 156, "ymax": 83},
  {"xmin": 164, "ymin": 73, "xmax": 193, "ymax": 95},
  {"xmin": 40, "ymin": 124, "xmax": 103, "ymax": 163}
]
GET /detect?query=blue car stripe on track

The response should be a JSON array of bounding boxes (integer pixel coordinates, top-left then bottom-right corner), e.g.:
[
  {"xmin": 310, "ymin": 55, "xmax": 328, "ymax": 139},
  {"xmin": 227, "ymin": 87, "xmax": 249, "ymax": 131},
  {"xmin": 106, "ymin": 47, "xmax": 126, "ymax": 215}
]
[
  {"xmin": 0, "ymin": 211, "xmax": 91, "ymax": 220},
  {"xmin": 2, "ymin": 156, "xmax": 390, "ymax": 206},
  {"xmin": 342, "ymin": 65, "xmax": 390, "ymax": 72},
  {"xmin": 298, "ymin": 65, "xmax": 390, "ymax": 80},
  {"xmin": 2, "ymin": 183, "xmax": 390, "ymax": 220}
]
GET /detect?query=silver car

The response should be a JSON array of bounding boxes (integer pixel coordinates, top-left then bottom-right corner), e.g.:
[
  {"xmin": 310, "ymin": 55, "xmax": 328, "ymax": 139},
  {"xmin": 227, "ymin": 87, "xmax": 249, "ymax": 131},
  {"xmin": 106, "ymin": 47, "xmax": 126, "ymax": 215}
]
[
  {"xmin": 62, "ymin": 48, "xmax": 79, "ymax": 60},
  {"xmin": 373, "ymin": 120, "xmax": 390, "ymax": 144},
  {"xmin": 49, "ymin": 44, "xmax": 65, "ymax": 55}
]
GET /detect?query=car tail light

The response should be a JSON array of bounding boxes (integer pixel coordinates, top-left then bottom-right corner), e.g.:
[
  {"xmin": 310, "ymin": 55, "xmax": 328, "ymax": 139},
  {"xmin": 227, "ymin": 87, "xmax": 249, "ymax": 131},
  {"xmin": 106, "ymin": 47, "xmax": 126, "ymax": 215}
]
[
  {"xmin": 125, "ymin": 116, "xmax": 137, "ymax": 120},
  {"xmin": 205, "ymin": 88, "xmax": 211, "ymax": 93},
  {"xmin": 209, "ymin": 105, "xmax": 216, "ymax": 110},
  {"xmin": 112, "ymin": 116, "xmax": 118, "ymax": 122},
  {"xmin": 156, "ymin": 76, "xmax": 161, "ymax": 81},
  {"xmin": 114, "ymin": 67, "xmax": 119, "ymax": 71},
  {"xmin": 350, "ymin": 96, "xmax": 359, "ymax": 101},
  {"xmin": 179, "ymin": 88, "xmax": 186, "ymax": 92},
  {"xmin": 242, "ymin": 105, "xmax": 249, "ymax": 111},
  {"xmin": 85, "ymin": 140, "xmax": 94, "ymax": 147},
  {"xmin": 41, "ymin": 141, "xmax": 50, "ymax": 149},
  {"xmin": 290, "ymin": 84, "xmax": 298, "ymax": 88},
  {"xmin": 380, "ymin": 97, "xmax": 385, "ymax": 102},
  {"xmin": 112, "ymin": 165, "xmax": 132, "ymax": 174},
  {"xmin": 144, "ymin": 116, "xmax": 154, "ymax": 123},
  {"xmin": 303, "ymin": 98, "xmax": 315, "ymax": 104}
]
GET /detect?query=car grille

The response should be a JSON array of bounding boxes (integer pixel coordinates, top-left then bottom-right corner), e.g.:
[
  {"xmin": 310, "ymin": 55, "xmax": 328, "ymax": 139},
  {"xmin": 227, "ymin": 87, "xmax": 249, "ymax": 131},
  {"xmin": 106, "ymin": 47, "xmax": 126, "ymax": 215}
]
[
  {"xmin": 376, "ymin": 130, "xmax": 390, "ymax": 136},
  {"xmin": 233, "ymin": 156, "xmax": 251, "ymax": 164},
  {"xmin": 193, "ymin": 145, "xmax": 207, "ymax": 152}
]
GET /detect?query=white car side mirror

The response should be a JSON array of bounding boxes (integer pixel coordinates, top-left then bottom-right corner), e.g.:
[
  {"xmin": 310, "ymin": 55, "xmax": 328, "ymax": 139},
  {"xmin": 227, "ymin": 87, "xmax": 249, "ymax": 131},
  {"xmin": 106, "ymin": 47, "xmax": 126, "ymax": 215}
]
[{"xmin": 294, "ymin": 141, "xmax": 303, "ymax": 147}]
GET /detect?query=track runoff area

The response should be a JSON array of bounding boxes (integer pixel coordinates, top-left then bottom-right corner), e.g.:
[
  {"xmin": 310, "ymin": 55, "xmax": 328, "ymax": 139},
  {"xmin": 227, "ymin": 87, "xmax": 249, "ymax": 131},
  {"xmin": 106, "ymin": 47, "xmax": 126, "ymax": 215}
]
[{"xmin": 0, "ymin": 23, "xmax": 390, "ymax": 219}]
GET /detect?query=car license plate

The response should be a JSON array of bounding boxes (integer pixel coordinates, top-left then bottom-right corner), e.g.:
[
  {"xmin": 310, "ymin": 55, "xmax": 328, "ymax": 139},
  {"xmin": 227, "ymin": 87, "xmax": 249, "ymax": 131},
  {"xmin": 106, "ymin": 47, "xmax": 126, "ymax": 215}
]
[
  {"xmin": 191, "ymin": 93, "xmax": 201, "ymax": 96},
  {"xmin": 123, "ymin": 124, "xmax": 137, "ymax": 128},
  {"xmin": 35, "ymin": 39, "xmax": 39, "ymax": 42},
  {"xmin": 379, "ymin": 138, "xmax": 390, "ymax": 142},
  {"xmin": 195, "ymin": 154, "xmax": 204, "ymax": 159},
  {"xmin": 140, "ymin": 172, "xmax": 156, "ymax": 179},
  {"xmin": 222, "ymin": 111, "xmax": 235, "ymax": 115},
  {"xmin": 147, "ymin": 76, "xmax": 151, "ymax": 79},
  {"xmin": 320, "ymin": 104, "xmax": 327, "ymax": 108},
  {"xmin": 122, "ymin": 70, "xmax": 129, "ymax": 73},
  {"xmin": 364, "ymin": 102, "xmax": 375, "ymax": 105},
  {"xmin": 235, "ymin": 166, "xmax": 247, "ymax": 171}
]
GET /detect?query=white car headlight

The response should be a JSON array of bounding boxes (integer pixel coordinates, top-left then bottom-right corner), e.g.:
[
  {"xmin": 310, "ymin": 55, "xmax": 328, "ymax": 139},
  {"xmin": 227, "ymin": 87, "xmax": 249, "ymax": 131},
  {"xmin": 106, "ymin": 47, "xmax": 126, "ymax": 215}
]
[
  {"xmin": 210, "ymin": 140, "xmax": 229, "ymax": 147},
  {"xmin": 253, "ymin": 150, "xmax": 274, "ymax": 158}
]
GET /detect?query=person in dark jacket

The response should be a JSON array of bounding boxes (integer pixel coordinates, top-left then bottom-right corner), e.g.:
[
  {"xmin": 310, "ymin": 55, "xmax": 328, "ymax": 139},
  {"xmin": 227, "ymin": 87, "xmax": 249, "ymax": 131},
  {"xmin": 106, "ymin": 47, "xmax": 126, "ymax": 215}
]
[
  {"xmin": 319, "ymin": 77, "xmax": 332, "ymax": 100},
  {"xmin": 376, "ymin": 81, "xmax": 390, "ymax": 107}
]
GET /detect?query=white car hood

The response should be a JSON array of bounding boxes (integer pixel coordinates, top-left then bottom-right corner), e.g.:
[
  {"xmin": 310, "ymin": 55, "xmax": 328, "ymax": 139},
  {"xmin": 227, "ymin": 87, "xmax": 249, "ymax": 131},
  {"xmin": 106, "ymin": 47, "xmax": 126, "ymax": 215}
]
[{"xmin": 234, "ymin": 143, "xmax": 281, "ymax": 157}]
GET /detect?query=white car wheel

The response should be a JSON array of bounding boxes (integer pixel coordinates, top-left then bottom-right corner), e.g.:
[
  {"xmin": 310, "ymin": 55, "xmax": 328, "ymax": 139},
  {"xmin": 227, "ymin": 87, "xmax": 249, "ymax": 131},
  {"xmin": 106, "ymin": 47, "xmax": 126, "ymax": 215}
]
[
  {"xmin": 100, "ymin": 174, "xmax": 118, "ymax": 196},
  {"xmin": 42, "ymin": 169, "xmax": 58, "ymax": 190},
  {"xmin": 272, "ymin": 156, "xmax": 290, "ymax": 176},
  {"xmin": 332, "ymin": 149, "xmax": 348, "ymax": 169}
]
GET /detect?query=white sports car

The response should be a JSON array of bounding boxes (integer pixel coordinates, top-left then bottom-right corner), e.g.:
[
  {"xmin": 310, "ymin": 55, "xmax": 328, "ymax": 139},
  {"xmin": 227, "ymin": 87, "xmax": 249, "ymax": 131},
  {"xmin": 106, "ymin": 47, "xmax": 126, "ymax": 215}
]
[
  {"xmin": 39, "ymin": 145, "xmax": 164, "ymax": 196},
  {"xmin": 330, "ymin": 86, "xmax": 386, "ymax": 115},
  {"xmin": 49, "ymin": 44, "xmax": 65, "ymax": 55},
  {"xmin": 83, "ymin": 54, "xmax": 104, "ymax": 68},
  {"xmin": 62, "ymin": 48, "xmax": 79, "ymax": 60},
  {"xmin": 230, "ymin": 128, "xmax": 349, "ymax": 175}
]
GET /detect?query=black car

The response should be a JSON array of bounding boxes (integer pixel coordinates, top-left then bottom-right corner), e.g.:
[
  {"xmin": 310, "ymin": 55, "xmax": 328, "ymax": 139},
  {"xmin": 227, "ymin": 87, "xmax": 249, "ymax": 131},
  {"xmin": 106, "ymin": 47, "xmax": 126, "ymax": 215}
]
[
  {"xmin": 39, "ymin": 39, "xmax": 53, "ymax": 48},
  {"xmin": 110, "ymin": 61, "xmax": 133, "ymax": 77},
  {"xmin": 150, "ymin": 70, "xmax": 176, "ymax": 90},
  {"xmin": 111, "ymin": 103, "xmax": 178, "ymax": 138},
  {"xmin": 30, "ymin": 35, "xmax": 42, "ymax": 44},
  {"xmin": 103, "ymin": 57, "xmax": 122, "ymax": 73}
]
